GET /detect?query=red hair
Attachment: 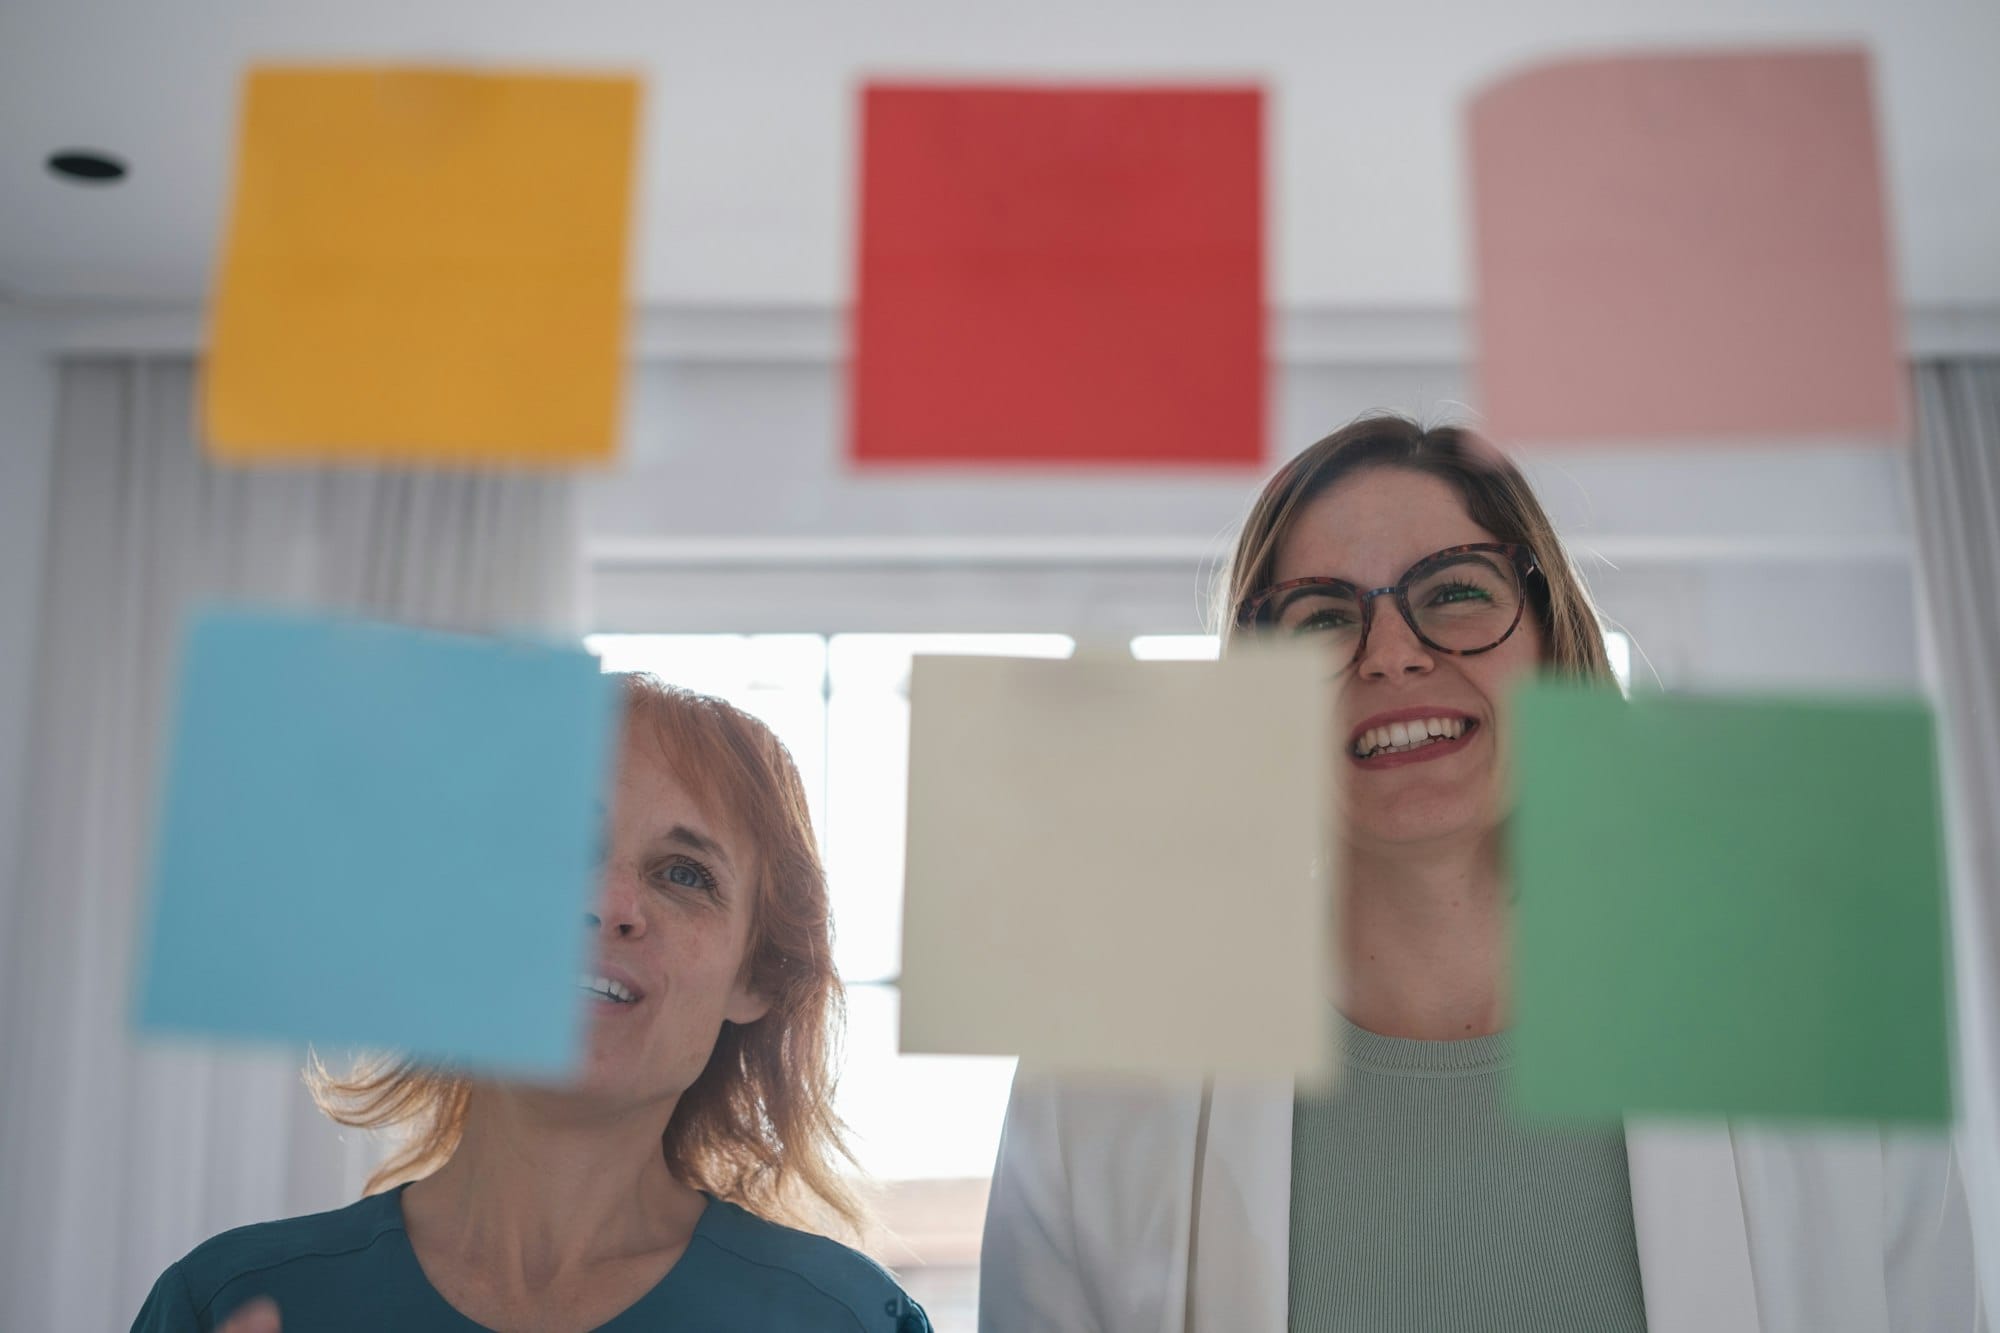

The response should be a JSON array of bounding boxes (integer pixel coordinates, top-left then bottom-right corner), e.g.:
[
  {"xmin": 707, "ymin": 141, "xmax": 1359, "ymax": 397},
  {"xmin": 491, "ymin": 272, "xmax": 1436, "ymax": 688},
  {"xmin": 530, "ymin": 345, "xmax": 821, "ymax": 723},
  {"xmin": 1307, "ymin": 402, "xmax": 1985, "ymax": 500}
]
[{"xmin": 309, "ymin": 674, "xmax": 862, "ymax": 1233}]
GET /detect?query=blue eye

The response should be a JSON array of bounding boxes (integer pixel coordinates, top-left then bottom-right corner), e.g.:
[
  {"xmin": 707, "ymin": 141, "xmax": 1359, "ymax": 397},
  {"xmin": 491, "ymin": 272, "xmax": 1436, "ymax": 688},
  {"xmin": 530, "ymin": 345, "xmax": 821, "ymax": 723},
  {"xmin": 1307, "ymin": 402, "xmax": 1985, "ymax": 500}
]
[{"xmin": 655, "ymin": 857, "xmax": 718, "ymax": 893}]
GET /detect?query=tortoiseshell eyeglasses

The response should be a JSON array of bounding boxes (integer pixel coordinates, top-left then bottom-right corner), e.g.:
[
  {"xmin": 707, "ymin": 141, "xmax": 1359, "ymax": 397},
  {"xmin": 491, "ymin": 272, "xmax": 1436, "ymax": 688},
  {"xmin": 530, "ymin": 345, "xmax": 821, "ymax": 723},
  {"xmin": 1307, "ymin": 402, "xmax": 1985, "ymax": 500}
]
[{"xmin": 1235, "ymin": 542, "xmax": 1541, "ymax": 673}]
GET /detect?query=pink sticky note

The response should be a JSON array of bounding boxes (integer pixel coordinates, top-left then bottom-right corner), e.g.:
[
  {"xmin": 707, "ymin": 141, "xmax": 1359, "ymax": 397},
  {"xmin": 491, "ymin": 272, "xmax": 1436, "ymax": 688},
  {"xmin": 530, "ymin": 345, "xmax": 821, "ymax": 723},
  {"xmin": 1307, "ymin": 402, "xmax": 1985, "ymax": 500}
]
[{"xmin": 1468, "ymin": 49, "xmax": 1907, "ymax": 448}]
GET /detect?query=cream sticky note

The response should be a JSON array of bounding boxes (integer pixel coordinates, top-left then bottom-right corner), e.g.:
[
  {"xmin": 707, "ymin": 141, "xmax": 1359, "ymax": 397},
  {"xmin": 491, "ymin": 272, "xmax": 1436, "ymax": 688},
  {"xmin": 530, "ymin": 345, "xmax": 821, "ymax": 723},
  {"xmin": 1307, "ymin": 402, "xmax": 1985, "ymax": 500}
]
[
  {"xmin": 898, "ymin": 647, "xmax": 1335, "ymax": 1079},
  {"xmin": 204, "ymin": 66, "xmax": 639, "ymax": 464},
  {"xmin": 1468, "ymin": 48, "xmax": 1906, "ymax": 447}
]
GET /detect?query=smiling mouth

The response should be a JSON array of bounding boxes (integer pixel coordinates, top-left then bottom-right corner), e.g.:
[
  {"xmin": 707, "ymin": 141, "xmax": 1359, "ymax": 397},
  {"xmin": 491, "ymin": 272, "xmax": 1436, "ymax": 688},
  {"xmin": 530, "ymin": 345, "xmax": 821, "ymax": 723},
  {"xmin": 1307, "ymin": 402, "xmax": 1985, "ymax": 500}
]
[
  {"xmin": 1350, "ymin": 717, "xmax": 1476, "ymax": 760},
  {"xmin": 577, "ymin": 974, "xmax": 639, "ymax": 1005}
]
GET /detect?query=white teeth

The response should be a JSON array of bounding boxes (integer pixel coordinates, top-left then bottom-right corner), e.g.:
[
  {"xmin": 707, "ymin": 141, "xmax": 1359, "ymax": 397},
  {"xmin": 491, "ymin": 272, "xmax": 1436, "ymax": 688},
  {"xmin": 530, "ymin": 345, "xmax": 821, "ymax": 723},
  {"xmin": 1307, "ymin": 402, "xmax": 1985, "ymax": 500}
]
[
  {"xmin": 1353, "ymin": 716, "xmax": 1471, "ymax": 758},
  {"xmin": 577, "ymin": 974, "xmax": 636, "ymax": 1003}
]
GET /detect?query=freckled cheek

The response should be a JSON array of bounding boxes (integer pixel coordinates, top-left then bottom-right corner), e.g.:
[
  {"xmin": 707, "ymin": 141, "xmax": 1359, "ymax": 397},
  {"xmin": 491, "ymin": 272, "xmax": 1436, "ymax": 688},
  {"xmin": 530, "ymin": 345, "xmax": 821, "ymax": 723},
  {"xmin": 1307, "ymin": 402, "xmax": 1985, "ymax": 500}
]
[
  {"xmin": 1475, "ymin": 647, "xmax": 1538, "ymax": 728},
  {"xmin": 649, "ymin": 933, "xmax": 748, "ymax": 998}
]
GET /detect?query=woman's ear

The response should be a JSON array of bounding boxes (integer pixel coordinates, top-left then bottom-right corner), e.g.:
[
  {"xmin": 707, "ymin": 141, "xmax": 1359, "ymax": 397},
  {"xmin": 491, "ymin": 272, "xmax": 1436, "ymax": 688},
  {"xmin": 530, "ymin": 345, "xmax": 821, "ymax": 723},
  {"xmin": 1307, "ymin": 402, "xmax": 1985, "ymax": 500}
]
[{"xmin": 724, "ymin": 976, "xmax": 772, "ymax": 1026}]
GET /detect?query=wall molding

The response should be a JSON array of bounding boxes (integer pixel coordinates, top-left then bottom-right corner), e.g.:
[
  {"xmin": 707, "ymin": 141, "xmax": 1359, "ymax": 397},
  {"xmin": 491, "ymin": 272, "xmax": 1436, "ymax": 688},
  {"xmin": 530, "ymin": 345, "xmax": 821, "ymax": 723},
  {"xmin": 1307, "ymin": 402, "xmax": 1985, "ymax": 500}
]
[{"xmin": 19, "ymin": 300, "xmax": 2000, "ymax": 365}]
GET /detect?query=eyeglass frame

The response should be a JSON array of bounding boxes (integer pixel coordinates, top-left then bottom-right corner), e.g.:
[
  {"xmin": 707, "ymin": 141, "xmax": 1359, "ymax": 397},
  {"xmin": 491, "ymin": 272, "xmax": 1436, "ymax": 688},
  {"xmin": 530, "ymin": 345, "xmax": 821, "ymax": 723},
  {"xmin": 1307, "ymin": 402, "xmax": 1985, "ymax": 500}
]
[{"xmin": 1234, "ymin": 541, "xmax": 1543, "ymax": 671}]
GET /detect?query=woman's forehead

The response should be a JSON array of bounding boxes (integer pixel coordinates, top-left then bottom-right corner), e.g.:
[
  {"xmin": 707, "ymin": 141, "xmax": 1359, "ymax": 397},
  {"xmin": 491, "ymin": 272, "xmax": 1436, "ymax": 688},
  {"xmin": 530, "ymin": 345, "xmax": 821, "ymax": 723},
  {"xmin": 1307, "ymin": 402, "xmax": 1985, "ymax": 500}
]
[
  {"xmin": 1274, "ymin": 468, "xmax": 1497, "ymax": 583},
  {"xmin": 614, "ymin": 720, "xmax": 749, "ymax": 854}
]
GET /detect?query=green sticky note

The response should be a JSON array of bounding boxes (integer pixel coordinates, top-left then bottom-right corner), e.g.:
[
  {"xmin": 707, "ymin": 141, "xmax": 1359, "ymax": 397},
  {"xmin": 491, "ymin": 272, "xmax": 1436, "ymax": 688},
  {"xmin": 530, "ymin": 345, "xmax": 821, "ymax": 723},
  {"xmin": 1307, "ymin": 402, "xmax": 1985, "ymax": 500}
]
[{"xmin": 1511, "ymin": 681, "xmax": 1952, "ymax": 1123}]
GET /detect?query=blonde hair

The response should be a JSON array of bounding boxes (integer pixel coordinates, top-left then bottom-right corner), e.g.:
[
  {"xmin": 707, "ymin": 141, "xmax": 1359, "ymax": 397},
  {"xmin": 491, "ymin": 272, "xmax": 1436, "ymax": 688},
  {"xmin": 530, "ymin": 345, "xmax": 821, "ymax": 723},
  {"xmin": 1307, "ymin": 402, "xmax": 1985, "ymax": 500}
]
[
  {"xmin": 1215, "ymin": 414, "xmax": 1612, "ymax": 681},
  {"xmin": 307, "ymin": 674, "xmax": 863, "ymax": 1235}
]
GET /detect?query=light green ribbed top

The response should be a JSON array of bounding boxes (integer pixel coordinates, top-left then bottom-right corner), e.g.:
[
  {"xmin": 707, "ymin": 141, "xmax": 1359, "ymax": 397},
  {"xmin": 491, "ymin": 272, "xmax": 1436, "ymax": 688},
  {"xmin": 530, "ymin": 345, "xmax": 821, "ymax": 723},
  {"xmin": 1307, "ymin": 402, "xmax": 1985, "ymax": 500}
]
[{"xmin": 1287, "ymin": 1010, "xmax": 1649, "ymax": 1332}]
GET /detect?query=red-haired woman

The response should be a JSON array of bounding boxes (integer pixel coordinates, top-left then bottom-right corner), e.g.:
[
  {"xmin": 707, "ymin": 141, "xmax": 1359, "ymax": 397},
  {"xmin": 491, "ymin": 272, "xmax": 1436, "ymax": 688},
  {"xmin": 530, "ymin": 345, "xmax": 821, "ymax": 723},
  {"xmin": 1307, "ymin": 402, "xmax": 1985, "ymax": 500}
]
[{"xmin": 135, "ymin": 677, "xmax": 929, "ymax": 1333}]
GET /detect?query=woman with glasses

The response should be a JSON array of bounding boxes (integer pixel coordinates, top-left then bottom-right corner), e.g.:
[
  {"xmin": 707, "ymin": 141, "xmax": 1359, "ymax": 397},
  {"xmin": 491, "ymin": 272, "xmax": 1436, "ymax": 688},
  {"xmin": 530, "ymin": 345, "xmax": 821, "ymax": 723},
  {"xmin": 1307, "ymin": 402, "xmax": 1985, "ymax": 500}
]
[{"xmin": 979, "ymin": 415, "xmax": 1981, "ymax": 1332}]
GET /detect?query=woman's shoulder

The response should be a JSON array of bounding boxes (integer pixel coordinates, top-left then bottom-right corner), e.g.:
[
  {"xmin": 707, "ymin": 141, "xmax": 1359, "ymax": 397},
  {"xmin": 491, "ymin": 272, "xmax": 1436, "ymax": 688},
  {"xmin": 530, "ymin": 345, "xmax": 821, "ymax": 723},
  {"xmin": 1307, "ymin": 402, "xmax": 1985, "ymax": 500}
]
[
  {"xmin": 1005, "ymin": 1066, "xmax": 1214, "ymax": 1148},
  {"xmin": 690, "ymin": 1199, "xmax": 930, "ymax": 1332},
  {"xmin": 159, "ymin": 1190, "xmax": 406, "ymax": 1313}
]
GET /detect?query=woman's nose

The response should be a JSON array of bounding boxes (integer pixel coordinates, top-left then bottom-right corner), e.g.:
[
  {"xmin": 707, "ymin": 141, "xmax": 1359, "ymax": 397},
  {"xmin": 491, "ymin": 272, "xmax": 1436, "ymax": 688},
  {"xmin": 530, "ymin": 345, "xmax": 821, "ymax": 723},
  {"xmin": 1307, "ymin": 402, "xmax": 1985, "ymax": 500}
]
[
  {"xmin": 584, "ymin": 875, "xmax": 645, "ymax": 938},
  {"xmin": 1357, "ymin": 605, "xmax": 1436, "ymax": 679}
]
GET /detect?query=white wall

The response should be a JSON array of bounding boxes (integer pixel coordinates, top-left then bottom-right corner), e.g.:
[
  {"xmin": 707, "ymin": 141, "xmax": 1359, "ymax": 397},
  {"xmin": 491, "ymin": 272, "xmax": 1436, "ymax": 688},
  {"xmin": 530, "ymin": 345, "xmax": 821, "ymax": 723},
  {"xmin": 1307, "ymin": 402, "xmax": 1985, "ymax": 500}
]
[
  {"xmin": 581, "ymin": 324, "xmax": 1926, "ymax": 699},
  {"xmin": 10, "ymin": 301, "xmax": 1941, "ymax": 686},
  {"xmin": 8, "ymin": 0, "xmax": 2000, "ymax": 311}
]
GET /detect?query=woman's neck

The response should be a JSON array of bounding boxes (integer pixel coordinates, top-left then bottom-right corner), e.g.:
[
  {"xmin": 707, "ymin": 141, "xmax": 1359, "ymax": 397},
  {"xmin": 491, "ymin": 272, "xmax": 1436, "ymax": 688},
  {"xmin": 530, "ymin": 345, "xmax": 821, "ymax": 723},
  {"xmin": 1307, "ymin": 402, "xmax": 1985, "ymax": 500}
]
[
  {"xmin": 401, "ymin": 1087, "xmax": 704, "ymax": 1286},
  {"xmin": 1339, "ymin": 828, "xmax": 1509, "ymax": 1040}
]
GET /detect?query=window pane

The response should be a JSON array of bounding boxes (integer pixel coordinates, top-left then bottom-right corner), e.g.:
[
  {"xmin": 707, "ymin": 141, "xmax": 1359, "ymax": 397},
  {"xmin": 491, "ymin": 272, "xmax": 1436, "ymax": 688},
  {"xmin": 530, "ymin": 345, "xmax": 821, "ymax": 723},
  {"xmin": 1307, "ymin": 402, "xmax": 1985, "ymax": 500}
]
[
  {"xmin": 583, "ymin": 633, "xmax": 830, "ymax": 832},
  {"xmin": 1129, "ymin": 633, "xmax": 1220, "ymax": 660},
  {"xmin": 824, "ymin": 634, "xmax": 1074, "ymax": 982},
  {"xmin": 838, "ymin": 982, "xmax": 1017, "ymax": 1181},
  {"xmin": 1606, "ymin": 629, "xmax": 1633, "ymax": 693}
]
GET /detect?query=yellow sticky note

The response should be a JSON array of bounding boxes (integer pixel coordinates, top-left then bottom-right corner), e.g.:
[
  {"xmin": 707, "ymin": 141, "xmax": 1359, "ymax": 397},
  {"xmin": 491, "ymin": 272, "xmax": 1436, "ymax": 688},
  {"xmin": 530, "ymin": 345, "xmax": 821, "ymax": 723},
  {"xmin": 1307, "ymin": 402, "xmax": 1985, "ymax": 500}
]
[{"xmin": 205, "ymin": 67, "xmax": 639, "ymax": 465}]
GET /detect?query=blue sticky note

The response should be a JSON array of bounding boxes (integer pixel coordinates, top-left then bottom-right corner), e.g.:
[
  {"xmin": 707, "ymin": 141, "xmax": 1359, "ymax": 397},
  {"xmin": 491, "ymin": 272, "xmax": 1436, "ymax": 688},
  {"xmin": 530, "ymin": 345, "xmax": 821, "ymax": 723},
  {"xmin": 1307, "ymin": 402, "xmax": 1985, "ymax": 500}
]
[{"xmin": 136, "ymin": 608, "xmax": 619, "ymax": 1077}]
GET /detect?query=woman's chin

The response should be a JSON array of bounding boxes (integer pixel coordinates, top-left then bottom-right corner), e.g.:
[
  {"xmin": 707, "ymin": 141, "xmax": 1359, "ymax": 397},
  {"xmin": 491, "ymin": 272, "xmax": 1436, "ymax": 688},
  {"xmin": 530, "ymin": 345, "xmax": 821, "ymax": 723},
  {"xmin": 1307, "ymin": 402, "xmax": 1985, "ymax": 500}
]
[
  {"xmin": 1347, "ymin": 802, "xmax": 1495, "ymax": 849},
  {"xmin": 561, "ymin": 1050, "xmax": 696, "ymax": 1114},
  {"xmin": 575, "ymin": 1047, "xmax": 641, "ymax": 1092}
]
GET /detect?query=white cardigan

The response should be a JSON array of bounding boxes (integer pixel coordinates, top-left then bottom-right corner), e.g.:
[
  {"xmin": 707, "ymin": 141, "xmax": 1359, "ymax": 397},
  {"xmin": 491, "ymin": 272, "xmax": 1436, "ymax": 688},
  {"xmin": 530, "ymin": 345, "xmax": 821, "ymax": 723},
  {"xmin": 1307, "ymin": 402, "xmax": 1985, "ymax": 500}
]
[{"xmin": 980, "ymin": 1072, "xmax": 1986, "ymax": 1333}]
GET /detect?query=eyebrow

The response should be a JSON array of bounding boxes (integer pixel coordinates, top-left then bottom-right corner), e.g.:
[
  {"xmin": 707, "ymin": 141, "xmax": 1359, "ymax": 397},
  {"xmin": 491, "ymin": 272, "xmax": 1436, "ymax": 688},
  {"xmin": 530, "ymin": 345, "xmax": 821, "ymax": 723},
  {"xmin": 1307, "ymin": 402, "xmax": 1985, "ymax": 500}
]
[
  {"xmin": 656, "ymin": 824, "xmax": 732, "ymax": 868},
  {"xmin": 1291, "ymin": 550, "xmax": 1509, "ymax": 595},
  {"xmin": 1273, "ymin": 579, "xmax": 1358, "ymax": 616},
  {"xmin": 1424, "ymin": 548, "xmax": 1504, "ymax": 570}
]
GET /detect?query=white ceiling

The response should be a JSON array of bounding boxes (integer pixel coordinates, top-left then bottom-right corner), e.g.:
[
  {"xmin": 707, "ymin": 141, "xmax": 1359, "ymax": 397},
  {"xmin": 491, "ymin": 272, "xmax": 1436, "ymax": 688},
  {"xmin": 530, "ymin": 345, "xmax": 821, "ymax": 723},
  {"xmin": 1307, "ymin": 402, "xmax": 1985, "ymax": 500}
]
[{"xmin": 3, "ymin": 0, "xmax": 1996, "ymax": 309}]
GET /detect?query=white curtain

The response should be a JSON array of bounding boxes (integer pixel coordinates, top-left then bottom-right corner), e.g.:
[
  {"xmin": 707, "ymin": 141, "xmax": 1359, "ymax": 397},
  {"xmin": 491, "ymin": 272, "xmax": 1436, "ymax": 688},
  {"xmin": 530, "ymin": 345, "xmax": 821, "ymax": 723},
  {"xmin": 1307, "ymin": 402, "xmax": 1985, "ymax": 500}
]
[
  {"xmin": 1910, "ymin": 359, "xmax": 2000, "ymax": 1315},
  {"xmin": 0, "ymin": 357, "xmax": 582, "ymax": 1332}
]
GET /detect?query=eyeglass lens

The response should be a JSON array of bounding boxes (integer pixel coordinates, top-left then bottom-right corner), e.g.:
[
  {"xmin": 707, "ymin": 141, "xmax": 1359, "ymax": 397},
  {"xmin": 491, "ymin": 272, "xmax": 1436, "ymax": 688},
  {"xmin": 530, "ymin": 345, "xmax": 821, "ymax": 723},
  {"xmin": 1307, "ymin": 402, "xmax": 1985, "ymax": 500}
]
[{"xmin": 1269, "ymin": 551, "xmax": 1523, "ymax": 659}]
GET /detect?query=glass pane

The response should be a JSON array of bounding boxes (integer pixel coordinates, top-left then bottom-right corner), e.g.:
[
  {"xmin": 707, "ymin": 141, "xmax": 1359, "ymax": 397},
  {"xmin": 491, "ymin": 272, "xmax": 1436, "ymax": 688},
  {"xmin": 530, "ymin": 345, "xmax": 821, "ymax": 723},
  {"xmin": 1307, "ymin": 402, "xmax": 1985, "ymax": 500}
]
[{"xmin": 824, "ymin": 633, "xmax": 1074, "ymax": 982}]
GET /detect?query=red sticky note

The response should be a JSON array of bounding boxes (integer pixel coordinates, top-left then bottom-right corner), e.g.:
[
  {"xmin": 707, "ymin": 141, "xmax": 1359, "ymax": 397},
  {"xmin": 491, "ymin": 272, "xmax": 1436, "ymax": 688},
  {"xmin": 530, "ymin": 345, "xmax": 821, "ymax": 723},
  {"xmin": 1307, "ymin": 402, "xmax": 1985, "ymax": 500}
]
[
  {"xmin": 851, "ymin": 84, "xmax": 1265, "ymax": 467},
  {"xmin": 1468, "ymin": 49, "xmax": 1906, "ymax": 448}
]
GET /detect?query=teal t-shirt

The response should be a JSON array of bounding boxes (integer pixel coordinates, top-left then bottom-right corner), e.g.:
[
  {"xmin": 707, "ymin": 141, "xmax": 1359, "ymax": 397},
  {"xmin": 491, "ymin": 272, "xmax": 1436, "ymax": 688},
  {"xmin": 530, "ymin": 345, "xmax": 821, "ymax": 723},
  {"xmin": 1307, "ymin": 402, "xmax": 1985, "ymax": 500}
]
[{"xmin": 131, "ymin": 1185, "xmax": 931, "ymax": 1333}]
